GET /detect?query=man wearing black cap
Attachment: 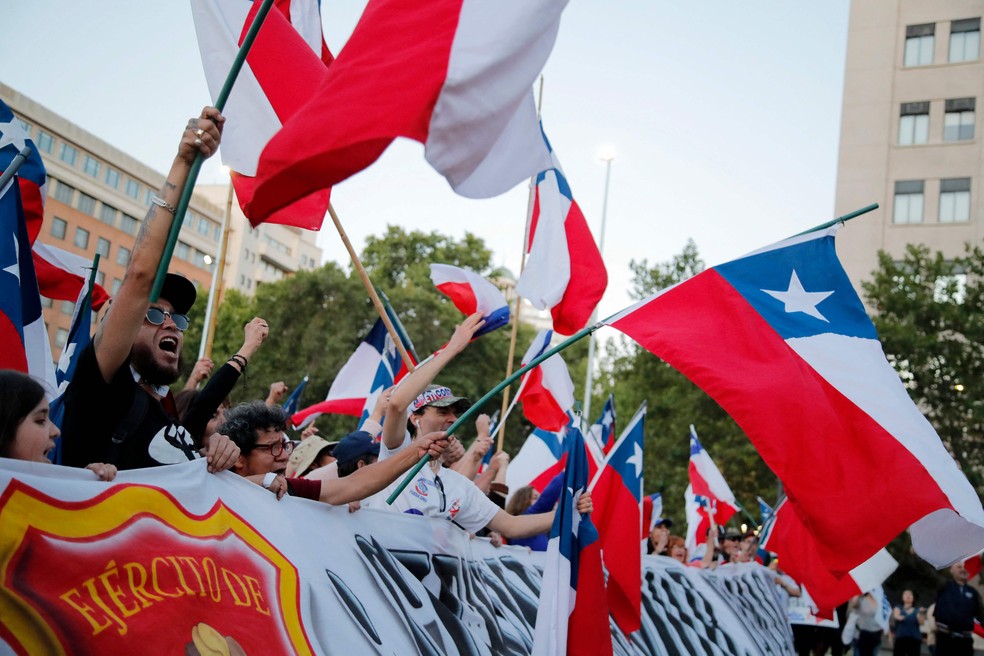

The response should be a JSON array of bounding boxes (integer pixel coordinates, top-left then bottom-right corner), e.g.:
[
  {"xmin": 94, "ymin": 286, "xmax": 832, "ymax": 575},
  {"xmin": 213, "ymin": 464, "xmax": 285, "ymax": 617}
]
[{"xmin": 61, "ymin": 108, "xmax": 239, "ymax": 472}]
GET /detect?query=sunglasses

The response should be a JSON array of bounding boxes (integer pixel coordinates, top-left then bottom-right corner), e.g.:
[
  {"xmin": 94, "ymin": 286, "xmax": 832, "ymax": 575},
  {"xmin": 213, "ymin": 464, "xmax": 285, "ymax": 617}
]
[
  {"xmin": 145, "ymin": 307, "xmax": 189, "ymax": 331},
  {"xmin": 253, "ymin": 439, "xmax": 294, "ymax": 458}
]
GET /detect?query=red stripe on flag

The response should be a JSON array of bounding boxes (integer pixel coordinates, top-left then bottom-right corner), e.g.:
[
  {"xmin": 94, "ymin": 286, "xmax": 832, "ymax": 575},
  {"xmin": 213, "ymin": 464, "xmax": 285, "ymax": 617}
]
[
  {"xmin": 568, "ymin": 540, "xmax": 614, "ymax": 656},
  {"xmin": 436, "ymin": 281, "xmax": 478, "ymax": 315},
  {"xmin": 611, "ymin": 269, "xmax": 952, "ymax": 575},
  {"xmin": 550, "ymin": 200, "xmax": 607, "ymax": 335},
  {"xmin": 519, "ymin": 367, "xmax": 570, "ymax": 432},
  {"xmin": 591, "ymin": 463, "xmax": 641, "ymax": 634}
]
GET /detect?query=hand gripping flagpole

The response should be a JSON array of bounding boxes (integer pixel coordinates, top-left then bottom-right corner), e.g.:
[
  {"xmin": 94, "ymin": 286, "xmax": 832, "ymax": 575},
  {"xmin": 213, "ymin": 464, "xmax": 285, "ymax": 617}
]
[
  {"xmin": 387, "ymin": 321, "xmax": 602, "ymax": 504},
  {"xmin": 150, "ymin": 0, "xmax": 278, "ymax": 302}
]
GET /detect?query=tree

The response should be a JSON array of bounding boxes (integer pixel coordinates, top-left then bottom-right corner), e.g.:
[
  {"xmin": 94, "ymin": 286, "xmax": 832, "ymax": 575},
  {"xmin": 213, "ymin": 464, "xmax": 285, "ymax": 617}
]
[
  {"xmin": 862, "ymin": 243, "xmax": 984, "ymax": 490},
  {"xmin": 603, "ymin": 240, "xmax": 776, "ymax": 528}
]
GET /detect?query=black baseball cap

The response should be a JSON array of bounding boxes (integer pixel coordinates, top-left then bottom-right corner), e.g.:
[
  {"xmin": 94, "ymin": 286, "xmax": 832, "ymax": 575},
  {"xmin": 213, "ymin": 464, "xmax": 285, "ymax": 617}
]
[{"xmin": 160, "ymin": 272, "xmax": 197, "ymax": 315}]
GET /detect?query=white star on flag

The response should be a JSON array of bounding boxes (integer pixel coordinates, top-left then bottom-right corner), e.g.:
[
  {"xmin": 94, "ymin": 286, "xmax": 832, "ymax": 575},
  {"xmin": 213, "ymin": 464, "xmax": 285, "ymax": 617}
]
[
  {"xmin": 3, "ymin": 233, "xmax": 20, "ymax": 283},
  {"xmin": 601, "ymin": 409, "xmax": 614, "ymax": 430},
  {"xmin": 761, "ymin": 270, "xmax": 834, "ymax": 323},
  {"xmin": 0, "ymin": 118, "xmax": 30, "ymax": 153},
  {"xmin": 626, "ymin": 443, "xmax": 643, "ymax": 479}
]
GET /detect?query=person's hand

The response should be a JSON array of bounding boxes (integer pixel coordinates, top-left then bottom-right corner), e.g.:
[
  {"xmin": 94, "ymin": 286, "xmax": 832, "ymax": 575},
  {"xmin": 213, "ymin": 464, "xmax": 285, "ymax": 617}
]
[
  {"xmin": 446, "ymin": 312, "xmax": 485, "ymax": 355},
  {"xmin": 178, "ymin": 107, "xmax": 224, "ymax": 165},
  {"xmin": 187, "ymin": 357, "xmax": 213, "ymax": 388},
  {"xmin": 348, "ymin": 500, "xmax": 361, "ymax": 513},
  {"xmin": 442, "ymin": 436, "xmax": 466, "ymax": 465},
  {"xmin": 86, "ymin": 462, "xmax": 118, "ymax": 482},
  {"xmin": 488, "ymin": 531, "xmax": 504, "ymax": 548},
  {"xmin": 576, "ymin": 490, "xmax": 593, "ymax": 515},
  {"xmin": 414, "ymin": 431, "xmax": 449, "ymax": 460},
  {"xmin": 242, "ymin": 317, "xmax": 269, "ymax": 356},
  {"xmin": 203, "ymin": 433, "xmax": 240, "ymax": 473},
  {"xmin": 490, "ymin": 451, "xmax": 510, "ymax": 471},
  {"xmin": 300, "ymin": 425, "xmax": 319, "ymax": 440},
  {"xmin": 469, "ymin": 431, "xmax": 492, "ymax": 462},
  {"xmin": 475, "ymin": 413, "xmax": 491, "ymax": 437},
  {"xmin": 267, "ymin": 381, "xmax": 288, "ymax": 405}
]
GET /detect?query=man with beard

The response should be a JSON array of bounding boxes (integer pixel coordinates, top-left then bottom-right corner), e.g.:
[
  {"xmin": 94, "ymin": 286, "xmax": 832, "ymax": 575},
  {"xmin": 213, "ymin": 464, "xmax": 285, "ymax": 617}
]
[{"xmin": 61, "ymin": 107, "xmax": 238, "ymax": 472}]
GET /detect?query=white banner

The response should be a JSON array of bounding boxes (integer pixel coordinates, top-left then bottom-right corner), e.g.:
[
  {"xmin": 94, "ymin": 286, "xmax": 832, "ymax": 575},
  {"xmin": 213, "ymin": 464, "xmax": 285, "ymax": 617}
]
[{"xmin": 0, "ymin": 460, "xmax": 792, "ymax": 655}]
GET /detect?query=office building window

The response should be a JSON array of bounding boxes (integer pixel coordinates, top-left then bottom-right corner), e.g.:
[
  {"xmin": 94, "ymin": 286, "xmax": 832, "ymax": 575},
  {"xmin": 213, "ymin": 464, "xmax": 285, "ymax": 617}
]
[
  {"xmin": 96, "ymin": 237, "xmax": 110, "ymax": 257},
  {"xmin": 41, "ymin": 296, "xmax": 53, "ymax": 309},
  {"xmin": 120, "ymin": 213, "xmax": 138, "ymax": 235},
  {"xmin": 74, "ymin": 227, "xmax": 90, "ymax": 249},
  {"xmin": 95, "ymin": 271, "xmax": 105, "ymax": 286},
  {"xmin": 53, "ymin": 180, "xmax": 75, "ymax": 204},
  {"xmin": 60, "ymin": 300, "xmax": 74, "ymax": 315},
  {"xmin": 905, "ymin": 23, "xmax": 935, "ymax": 66},
  {"xmin": 939, "ymin": 178, "xmax": 971, "ymax": 222},
  {"xmin": 51, "ymin": 217, "xmax": 67, "ymax": 239},
  {"xmin": 197, "ymin": 216, "xmax": 211, "ymax": 236},
  {"xmin": 59, "ymin": 143, "xmax": 78, "ymax": 166},
  {"xmin": 99, "ymin": 203, "xmax": 117, "ymax": 226},
  {"xmin": 125, "ymin": 179, "xmax": 141, "ymax": 199},
  {"xmin": 213, "ymin": 225, "xmax": 221, "ymax": 241},
  {"xmin": 112, "ymin": 278, "xmax": 123, "ymax": 295},
  {"xmin": 104, "ymin": 168, "xmax": 120, "ymax": 189},
  {"xmin": 145, "ymin": 189, "xmax": 156, "ymax": 206},
  {"xmin": 893, "ymin": 180, "xmax": 924, "ymax": 224},
  {"xmin": 949, "ymin": 18, "xmax": 980, "ymax": 62},
  {"xmin": 898, "ymin": 102, "xmax": 930, "ymax": 145},
  {"xmin": 36, "ymin": 131, "xmax": 53, "ymax": 154},
  {"xmin": 944, "ymin": 98, "xmax": 975, "ymax": 141},
  {"xmin": 83, "ymin": 156, "xmax": 100, "ymax": 178},
  {"xmin": 76, "ymin": 192, "xmax": 96, "ymax": 216},
  {"xmin": 116, "ymin": 246, "xmax": 131, "ymax": 266},
  {"xmin": 176, "ymin": 241, "xmax": 191, "ymax": 261},
  {"xmin": 55, "ymin": 328, "xmax": 69, "ymax": 349}
]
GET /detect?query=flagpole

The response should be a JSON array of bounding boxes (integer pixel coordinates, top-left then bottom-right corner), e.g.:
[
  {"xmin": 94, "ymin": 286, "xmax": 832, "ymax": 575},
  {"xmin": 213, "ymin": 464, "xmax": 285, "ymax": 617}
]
[
  {"xmin": 497, "ymin": 74, "xmax": 545, "ymax": 452},
  {"xmin": 377, "ymin": 287, "xmax": 420, "ymax": 362},
  {"xmin": 582, "ymin": 149, "xmax": 615, "ymax": 425},
  {"xmin": 791, "ymin": 203, "xmax": 879, "ymax": 237},
  {"xmin": 200, "ymin": 174, "xmax": 234, "ymax": 360},
  {"xmin": 0, "ymin": 146, "xmax": 31, "ymax": 190},
  {"xmin": 387, "ymin": 203, "xmax": 881, "ymax": 505},
  {"xmin": 328, "ymin": 203, "xmax": 415, "ymax": 373},
  {"xmin": 150, "ymin": 0, "xmax": 278, "ymax": 302}
]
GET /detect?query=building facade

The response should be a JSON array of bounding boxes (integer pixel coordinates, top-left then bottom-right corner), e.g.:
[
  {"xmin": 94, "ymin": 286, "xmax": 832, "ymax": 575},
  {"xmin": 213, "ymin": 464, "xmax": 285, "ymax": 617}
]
[
  {"xmin": 1, "ymin": 83, "xmax": 323, "ymax": 361},
  {"xmin": 835, "ymin": 2, "xmax": 983, "ymax": 291}
]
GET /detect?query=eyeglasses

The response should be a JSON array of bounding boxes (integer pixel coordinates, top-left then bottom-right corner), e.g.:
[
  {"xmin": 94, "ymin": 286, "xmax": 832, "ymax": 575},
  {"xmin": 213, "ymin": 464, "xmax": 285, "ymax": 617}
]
[
  {"xmin": 145, "ymin": 307, "xmax": 189, "ymax": 331},
  {"xmin": 434, "ymin": 474, "xmax": 446, "ymax": 513},
  {"xmin": 253, "ymin": 439, "xmax": 294, "ymax": 458}
]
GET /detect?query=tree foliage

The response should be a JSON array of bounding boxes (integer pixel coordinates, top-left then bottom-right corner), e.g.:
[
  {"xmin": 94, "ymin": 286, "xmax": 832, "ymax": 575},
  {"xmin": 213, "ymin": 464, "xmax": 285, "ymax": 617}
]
[{"xmin": 862, "ymin": 243, "xmax": 984, "ymax": 490}]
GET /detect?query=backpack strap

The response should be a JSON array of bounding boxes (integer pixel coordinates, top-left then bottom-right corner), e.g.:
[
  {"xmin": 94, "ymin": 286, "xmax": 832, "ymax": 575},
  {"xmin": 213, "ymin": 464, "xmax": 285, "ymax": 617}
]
[{"xmin": 106, "ymin": 387, "xmax": 150, "ymax": 465}]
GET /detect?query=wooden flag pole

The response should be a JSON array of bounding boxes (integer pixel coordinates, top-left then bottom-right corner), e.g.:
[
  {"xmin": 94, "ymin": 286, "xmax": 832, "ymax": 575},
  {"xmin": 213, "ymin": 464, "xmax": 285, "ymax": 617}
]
[
  {"xmin": 328, "ymin": 203, "xmax": 415, "ymax": 373},
  {"xmin": 201, "ymin": 177, "xmax": 235, "ymax": 360},
  {"xmin": 387, "ymin": 203, "xmax": 881, "ymax": 505},
  {"xmin": 150, "ymin": 0, "xmax": 277, "ymax": 302},
  {"xmin": 496, "ymin": 74, "xmax": 546, "ymax": 452}
]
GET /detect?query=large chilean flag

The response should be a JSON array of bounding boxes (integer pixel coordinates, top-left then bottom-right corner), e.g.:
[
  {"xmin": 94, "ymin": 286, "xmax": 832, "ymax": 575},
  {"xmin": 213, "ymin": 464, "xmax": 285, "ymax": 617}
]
[
  {"xmin": 517, "ymin": 329, "xmax": 575, "ymax": 432},
  {"xmin": 606, "ymin": 225, "xmax": 984, "ymax": 574},
  {"xmin": 589, "ymin": 402, "xmax": 645, "ymax": 634},
  {"xmin": 250, "ymin": 0, "xmax": 566, "ymax": 218}
]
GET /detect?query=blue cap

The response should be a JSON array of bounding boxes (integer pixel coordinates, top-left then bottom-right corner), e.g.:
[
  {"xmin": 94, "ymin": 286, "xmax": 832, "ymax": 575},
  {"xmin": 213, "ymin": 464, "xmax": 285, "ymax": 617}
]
[{"xmin": 332, "ymin": 431, "xmax": 379, "ymax": 468}]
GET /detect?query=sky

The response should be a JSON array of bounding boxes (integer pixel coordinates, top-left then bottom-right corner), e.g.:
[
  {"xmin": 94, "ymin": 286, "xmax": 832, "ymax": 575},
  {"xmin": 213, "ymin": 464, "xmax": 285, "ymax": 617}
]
[{"xmin": 1, "ymin": 1, "xmax": 851, "ymax": 326}]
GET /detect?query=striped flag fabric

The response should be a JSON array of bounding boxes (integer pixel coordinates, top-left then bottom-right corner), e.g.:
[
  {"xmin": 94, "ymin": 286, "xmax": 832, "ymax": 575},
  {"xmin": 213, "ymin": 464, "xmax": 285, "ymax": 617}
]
[
  {"xmin": 758, "ymin": 496, "xmax": 774, "ymax": 526},
  {"xmin": 0, "ymin": 99, "xmax": 46, "ymax": 243},
  {"xmin": 429, "ymin": 263, "xmax": 509, "ymax": 336},
  {"xmin": 281, "ymin": 375, "xmax": 309, "ymax": 417},
  {"xmin": 684, "ymin": 426, "xmax": 738, "ymax": 557},
  {"xmin": 532, "ymin": 425, "xmax": 612, "ymax": 656},
  {"xmin": 191, "ymin": 0, "xmax": 333, "ymax": 229},
  {"xmin": 642, "ymin": 492, "xmax": 664, "ymax": 536},
  {"xmin": 517, "ymin": 329, "xmax": 575, "ymax": 432},
  {"xmin": 515, "ymin": 124, "xmax": 607, "ymax": 335},
  {"xmin": 249, "ymin": 0, "xmax": 568, "ymax": 219},
  {"xmin": 586, "ymin": 393, "xmax": 616, "ymax": 454},
  {"xmin": 606, "ymin": 225, "xmax": 984, "ymax": 573},
  {"xmin": 33, "ymin": 242, "xmax": 110, "ymax": 310}
]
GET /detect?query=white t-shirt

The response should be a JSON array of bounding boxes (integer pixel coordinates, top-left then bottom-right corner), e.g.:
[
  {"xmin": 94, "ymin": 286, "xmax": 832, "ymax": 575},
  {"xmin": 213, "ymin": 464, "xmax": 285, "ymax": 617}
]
[{"xmin": 368, "ymin": 463, "xmax": 500, "ymax": 533}]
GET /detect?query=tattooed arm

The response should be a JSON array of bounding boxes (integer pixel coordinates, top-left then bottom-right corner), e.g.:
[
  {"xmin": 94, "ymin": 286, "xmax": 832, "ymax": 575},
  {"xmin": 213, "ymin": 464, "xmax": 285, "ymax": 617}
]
[{"xmin": 92, "ymin": 108, "xmax": 224, "ymax": 383}]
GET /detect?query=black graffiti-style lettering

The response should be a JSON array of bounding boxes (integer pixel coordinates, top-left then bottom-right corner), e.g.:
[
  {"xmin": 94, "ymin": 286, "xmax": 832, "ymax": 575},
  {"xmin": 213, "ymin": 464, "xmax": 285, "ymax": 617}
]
[{"xmin": 323, "ymin": 568, "xmax": 382, "ymax": 645}]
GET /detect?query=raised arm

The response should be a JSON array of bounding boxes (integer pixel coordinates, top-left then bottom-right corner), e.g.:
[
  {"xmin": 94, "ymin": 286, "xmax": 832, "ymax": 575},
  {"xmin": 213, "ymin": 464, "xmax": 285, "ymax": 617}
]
[
  {"xmin": 486, "ymin": 490, "xmax": 592, "ymax": 539},
  {"xmin": 380, "ymin": 312, "xmax": 484, "ymax": 449},
  {"xmin": 92, "ymin": 108, "xmax": 224, "ymax": 383}
]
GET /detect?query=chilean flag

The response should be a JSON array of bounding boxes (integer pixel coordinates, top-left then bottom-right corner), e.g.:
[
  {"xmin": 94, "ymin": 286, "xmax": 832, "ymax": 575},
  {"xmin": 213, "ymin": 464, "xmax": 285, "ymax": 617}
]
[
  {"xmin": 589, "ymin": 402, "xmax": 645, "ymax": 634},
  {"xmin": 291, "ymin": 318, "xmax": 410, "ymax": 427},
  {"xmin": 517, "ymin": 329, "xmax": 575, "ymax": 432},
  {"xmin": 642, "ymin": 492, "xmax": 663, "ymax": 537},
  {"xmin": 586, "ymin": 393, "xmax": 616, "ymax": 454},
  {"xmin": 429, "ymin": 263, "xmax": 510, "ymax": 336},
  {"xmin": 607, "ymin": 225, "xmax": 984, "ymax": 573},
  {"xmin": 249, "ymin": 0, "xmax": 568, "ymax": 219},
  {"xmin": 684, "ymin": 427, "xmax": 738, "ymax": 557},
  {"xmin": 0, "ymin": 179, "xmax": 55, "ymax": 388},
  {"xmin": 506, "ymin": 418, "xmax": 569, "ymax": 496},
  {"xmin": 515, "ymin": 124, "xmax": 607, "ymax": 335},
  {"xmin": 33, "ymin": 242, "xmax": 110, "ymax": 310},
  {"xmin": 191, "ymin": 0, "xmax": 332, "ymax": 229},
  {"xmin": 760, "ymin": 499, "xmax": 898, "ymax": 617},
  {"xmin": 0, "ymin": 99, "xmax": 46, "ymax": 243},
  {"xmin": 532, "ymin": 425, "xmax": 612, "ymax": 656}
]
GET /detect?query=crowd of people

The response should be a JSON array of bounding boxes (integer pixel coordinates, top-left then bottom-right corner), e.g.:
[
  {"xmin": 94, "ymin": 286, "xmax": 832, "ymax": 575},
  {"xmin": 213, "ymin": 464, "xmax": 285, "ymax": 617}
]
[{"xmin": 2, "ymin": 108, "xmax": 981, "ymax": 655}]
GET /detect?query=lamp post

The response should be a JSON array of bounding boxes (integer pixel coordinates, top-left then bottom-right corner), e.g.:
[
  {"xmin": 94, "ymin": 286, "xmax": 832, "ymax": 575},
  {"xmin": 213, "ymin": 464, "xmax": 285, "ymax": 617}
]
[{"xmin": 582, "ymin": 147, "xmax": 615, "ymax": 425}]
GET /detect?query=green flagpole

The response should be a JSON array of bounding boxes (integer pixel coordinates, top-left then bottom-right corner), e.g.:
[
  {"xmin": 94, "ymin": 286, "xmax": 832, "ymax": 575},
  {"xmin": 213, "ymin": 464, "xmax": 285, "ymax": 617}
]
[
  {"xmin": 387, "ymin": 203, "xmax": 881, "ymax": 505},
  {"xmin": 150, "ymin": 0, "xmax": 278, "ymax": 302},
  {"xmin": 377, "ymin": 287, "xmax": 420, "ymax": 362},
  {"xmin": 0, "ymin": 146, "xmax": 31, "ymax": 190}
]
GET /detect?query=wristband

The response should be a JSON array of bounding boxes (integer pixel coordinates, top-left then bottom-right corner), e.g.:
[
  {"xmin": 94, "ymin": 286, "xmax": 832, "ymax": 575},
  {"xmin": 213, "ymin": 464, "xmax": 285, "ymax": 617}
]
[
  {"xmin": 262, "ymin": 472, "xmax": 278, "ymax": 489},
  {"xmin": 150, "ymin": 195, "xmax": 177, "ymax": 215}
]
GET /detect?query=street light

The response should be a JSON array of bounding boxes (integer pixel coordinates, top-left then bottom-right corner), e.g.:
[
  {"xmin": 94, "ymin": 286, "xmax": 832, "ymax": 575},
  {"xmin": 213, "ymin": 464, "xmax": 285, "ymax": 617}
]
[{"xmin": 582, "ymin": 147, "xmax": 615, "ymax": 425}]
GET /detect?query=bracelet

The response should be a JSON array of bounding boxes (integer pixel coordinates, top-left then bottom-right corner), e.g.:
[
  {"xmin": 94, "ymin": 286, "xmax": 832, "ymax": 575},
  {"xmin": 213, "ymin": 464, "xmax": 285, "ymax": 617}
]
[
  {"xmin": 262, "ymin": 472, "xmax": 278, "ymax": 489},
  {"xmin": 150, "ymin": 195, "xmax": 177, "ymax": 215},
  {"xmin": 229, "ymin": 354, "xmax": 248, "ymax": 369}
]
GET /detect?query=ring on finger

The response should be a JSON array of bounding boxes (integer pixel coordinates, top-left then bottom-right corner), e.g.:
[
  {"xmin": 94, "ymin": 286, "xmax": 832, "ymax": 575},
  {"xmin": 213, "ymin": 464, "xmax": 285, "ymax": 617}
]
[
  {"xmin": 194, "ymin": 138, "xmax": 203, "ymax": 147},
  {"xmin": 195, "ymin": 128, "xmax": 204, "ymax": 138}
]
